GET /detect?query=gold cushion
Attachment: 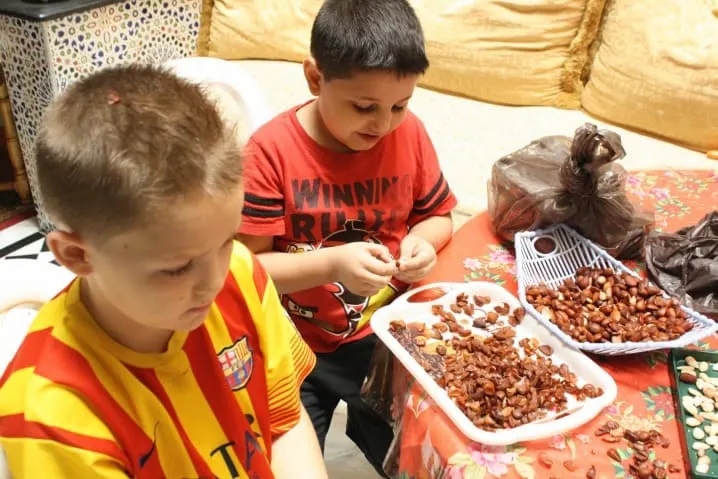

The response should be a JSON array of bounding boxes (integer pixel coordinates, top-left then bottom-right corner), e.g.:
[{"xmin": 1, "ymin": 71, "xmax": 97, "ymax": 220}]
[
  {"xmin": 197, "ymin": 0, "xmax": 214, "ymax": 55},
  {"xmin": 582, "ymin": 0, "xmax": 718, "ymax": 151},
  {"xmin": 413, "ymin": 0, "xmax": 608, "ymax": 108},
  {"xmin": 205, "ymin": 0, "xmax": 322, "ymax": 62},
  {"xmin": 200, "ymin": 0, "xmax": 607, "ymax": 108}
]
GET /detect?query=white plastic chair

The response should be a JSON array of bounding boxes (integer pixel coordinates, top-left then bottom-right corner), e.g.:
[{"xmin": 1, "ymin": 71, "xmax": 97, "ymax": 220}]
[
  {"xmin": 0, "ymin": 260, "xmax": 75, "ymax": 479},
  {"xmin": 164, "ymin": 57, "xmax": 274, "ymax": 136},
  {"xmin": 0, "ymin": 58, "xmax": 273, "ymax": 478}
]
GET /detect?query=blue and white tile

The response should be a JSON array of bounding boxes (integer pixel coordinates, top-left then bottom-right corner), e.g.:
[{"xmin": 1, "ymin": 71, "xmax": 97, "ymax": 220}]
[{"xmin": 0, "ymin": 0, "xmax": 202, "ymax": 232}]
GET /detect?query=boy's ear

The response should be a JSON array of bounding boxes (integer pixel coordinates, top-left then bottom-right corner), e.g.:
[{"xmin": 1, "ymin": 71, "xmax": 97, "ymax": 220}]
[
  {"xmin": 46, "ymin": 230, "xmax": 95, "ymax": 277},
  {"xmin": 303, "ymin": 57, "xmax": 322, "ymax": 96}
]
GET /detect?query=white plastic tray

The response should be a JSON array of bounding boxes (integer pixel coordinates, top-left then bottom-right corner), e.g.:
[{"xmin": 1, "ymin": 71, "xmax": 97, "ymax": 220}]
[{"xmin": 372, "ymin": 281, "xmax": 617, "ymax": 445}]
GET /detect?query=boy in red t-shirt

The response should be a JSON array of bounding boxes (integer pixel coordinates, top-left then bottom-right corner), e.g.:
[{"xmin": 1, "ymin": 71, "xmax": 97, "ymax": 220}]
[{"xmin": 238, "ymin": 0, "xmax": 457, "ymax": 474}]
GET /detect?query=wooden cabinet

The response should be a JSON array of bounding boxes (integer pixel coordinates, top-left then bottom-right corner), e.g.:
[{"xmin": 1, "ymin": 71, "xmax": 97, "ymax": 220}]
[{"xmin": 0, "ymin": 65, "xmax": 30, "ymax": 203}]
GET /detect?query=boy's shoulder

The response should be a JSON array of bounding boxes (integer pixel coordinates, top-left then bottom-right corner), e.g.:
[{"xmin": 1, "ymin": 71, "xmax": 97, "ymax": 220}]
[
  {"xmin": 228, "ymin": 241, "xmax": 258, "ymax": 279},
  {"xmin": 248, "ymin": 103, "xmax": 306, "ymax": 148},
  {"xmin": 225, "ymin": 241, "xmax": 270, "ymax": 301},
  {"xmin": 395, "ymin": 109, "xmax": 428, "ymax": 139}
]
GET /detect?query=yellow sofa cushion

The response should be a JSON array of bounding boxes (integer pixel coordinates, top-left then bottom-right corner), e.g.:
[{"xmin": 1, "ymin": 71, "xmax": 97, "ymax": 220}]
[
  {"xmin": 200, "ymin": 0, "xmax": 322, "ymax": 62},
  {"xmin": 199, "ymin": 0, "xmax": 607, "ymax": 108},
  {"xmin": 582, "ymin": 0, "xmax": 718, "ymax": 151},
  {"xmin": 413, "ymin": 0, "xmax": 608, "ymax": 108}
]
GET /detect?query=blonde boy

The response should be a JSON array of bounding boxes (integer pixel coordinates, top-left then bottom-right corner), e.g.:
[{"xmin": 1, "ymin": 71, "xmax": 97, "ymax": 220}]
[{"xmin": 0, "ymin": 65, "xmax": 326, "ymax": 479}]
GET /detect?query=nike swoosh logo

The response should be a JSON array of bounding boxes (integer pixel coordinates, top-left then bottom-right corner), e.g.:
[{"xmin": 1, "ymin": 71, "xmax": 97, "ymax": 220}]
[{"xmin": 138, "ymin": 422, "xmax": 159, "ymax": 468}]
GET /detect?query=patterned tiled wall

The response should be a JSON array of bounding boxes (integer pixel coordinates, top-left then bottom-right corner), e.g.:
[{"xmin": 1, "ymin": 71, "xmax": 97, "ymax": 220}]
[{"xmin": 0, "ymin": 0, "xmax": 202, "ymax": 231}]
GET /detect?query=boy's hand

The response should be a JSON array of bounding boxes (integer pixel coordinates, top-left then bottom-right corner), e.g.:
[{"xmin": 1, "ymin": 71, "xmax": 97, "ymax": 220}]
[
  {"xmin": 331, "ymin": 242, "xmax": 398, "ymax": 297},
  {"xmin": 395, "ymin": 235, "xmax": 437, "ymax": 284}
]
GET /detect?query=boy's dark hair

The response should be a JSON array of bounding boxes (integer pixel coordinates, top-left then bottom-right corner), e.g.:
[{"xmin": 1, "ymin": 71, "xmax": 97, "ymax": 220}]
[
  {"xmin": 310, "ymin": 0, "xmax": 429, "ymax": 80},
  {"xmin": 36, "ymin": 64, "xmax": 243, "ymax": 242}
]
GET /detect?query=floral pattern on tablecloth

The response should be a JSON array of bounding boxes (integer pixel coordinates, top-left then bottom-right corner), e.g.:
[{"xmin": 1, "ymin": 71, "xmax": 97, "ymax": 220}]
[
  {"xmin": 462, "ymin": 245, "xmax": 516, "ymax": 285},
  {"xmin": 392, "ymin": 170, "xmax": 718, "ymax": 479},
  {"xmin": 642, "ymin": 386, "xmax": 675, "ymax": 421},
  {"xmin": 446, "ymin": 445, "xmax": 537, "ymax": 479}
]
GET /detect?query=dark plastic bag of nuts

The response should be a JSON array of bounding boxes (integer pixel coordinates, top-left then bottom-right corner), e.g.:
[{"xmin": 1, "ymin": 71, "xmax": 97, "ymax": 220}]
[
  {"xmin": 360, "ymin": 341, "xmax": 395, "ymax": 425},
  {"xmin": 360, "ymin": 336, "xmax": 416, "ymax": 427},
  {"xmin": 645, "ymin": 211, "xmax": 718, "ymax": 320},
  {"xmin": 488, "ymin": 123, "xmax": 654, "ymax": 259}
]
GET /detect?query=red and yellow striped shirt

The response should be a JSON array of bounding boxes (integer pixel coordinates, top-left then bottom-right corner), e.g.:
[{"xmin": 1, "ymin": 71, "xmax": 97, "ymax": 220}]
[{"xmin": 0, "ymin": 243, "xmax": 315, "ymax": 478}]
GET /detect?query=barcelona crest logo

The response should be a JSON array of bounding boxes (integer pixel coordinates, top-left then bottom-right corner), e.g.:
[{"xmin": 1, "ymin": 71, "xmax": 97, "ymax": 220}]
[{"xmin": 218, "ymin": 336, "xmax": 254, "ymax": 391}]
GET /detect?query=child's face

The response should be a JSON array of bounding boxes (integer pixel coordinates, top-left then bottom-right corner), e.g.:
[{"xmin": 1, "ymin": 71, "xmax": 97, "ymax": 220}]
[
  {"xmin": 313, "ymin": 68, "xmax": 419, "ymax": 151},
  {"xmin": 51, "ymin": 186, "xmax": 244, "ymax": 338}
]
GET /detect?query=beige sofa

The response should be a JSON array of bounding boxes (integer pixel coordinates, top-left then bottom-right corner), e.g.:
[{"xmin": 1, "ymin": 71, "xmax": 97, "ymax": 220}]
[{"xmin": 196, "ymin": 0, "xmax": 718, "ymax": 218}]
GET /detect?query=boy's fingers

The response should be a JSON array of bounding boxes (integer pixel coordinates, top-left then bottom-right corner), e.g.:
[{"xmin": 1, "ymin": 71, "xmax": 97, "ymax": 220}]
[
  {"xmin": 364, "ymin": 256, "xmax": 398, "ymax": 276},
  {"xmin": 399, "ymin": 237, "xmax": 420, "ymax": 262},
  {"xmin": 400, "ymin": 248, "xmax": 431, "ymax": 270},
  {"xmin": 365, "ymin": 243, "xmax": 394, "ymax": 264},
  {"xmin": 396, "ymin": 265, "xmax": 430, "ymax": 284},
  {"xmin": 357, "ymin": 273, "xmax": 391, "ymax": 293}
]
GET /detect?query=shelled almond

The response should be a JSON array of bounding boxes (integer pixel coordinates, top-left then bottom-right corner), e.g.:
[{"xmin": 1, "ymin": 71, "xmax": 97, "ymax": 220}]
[{"xmin": 677, "ymin": 355, "xmax": 718, "ymax": 475}]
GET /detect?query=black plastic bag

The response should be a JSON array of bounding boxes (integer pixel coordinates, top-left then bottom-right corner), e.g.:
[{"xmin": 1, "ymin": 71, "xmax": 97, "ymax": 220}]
[
  {"xmin": 645, "ymin": 211, "xmax": 718, "ymax": 319},
  {"xmin": 488, "ymin": 123, "xmax": 654, "ymax": 259}
]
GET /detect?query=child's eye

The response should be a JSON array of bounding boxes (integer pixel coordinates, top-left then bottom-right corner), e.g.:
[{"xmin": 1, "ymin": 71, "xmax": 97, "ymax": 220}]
[
  {"xmin": 392, "ymin": 105, "xmax": 407, "ymax": 113},
  {"xmin": 162, "ymin": 261, "xmax": 192, "ymax": 277},
  {"xmin": 353, "ymin": 104, "xmax": 376, "ymax": 113}
]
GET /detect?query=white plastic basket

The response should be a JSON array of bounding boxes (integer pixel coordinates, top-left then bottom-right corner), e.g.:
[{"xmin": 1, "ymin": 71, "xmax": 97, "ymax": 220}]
[{"xmin": 515, "ymin": 224, "xmax": 718, "ymax": 355}]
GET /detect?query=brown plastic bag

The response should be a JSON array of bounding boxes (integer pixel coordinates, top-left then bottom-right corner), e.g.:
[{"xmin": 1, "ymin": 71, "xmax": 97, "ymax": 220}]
[
  {"xmin": 645, "ymin": 211, "xmax": 718, "ymax": 319},
  {"xmin": 360, "ymin": 341, "xmax": 395, "ymax": 425},
  {"xmin": 488, "ymin": 123, "xmax": 654, "ymax": 259}
]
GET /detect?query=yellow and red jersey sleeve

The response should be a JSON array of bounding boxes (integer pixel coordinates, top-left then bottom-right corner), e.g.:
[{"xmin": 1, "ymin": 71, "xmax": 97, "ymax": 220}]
[
  {"xmin": 0, "ymin": 385, "xmax": 128, "ymax": 478},
  {"xmin": 0, "ymin": 302, "xmax": 129, "ymax": 478},
  {"xmin": 229, "ymin": 243, "xmax": 316, "ymax": 436}
]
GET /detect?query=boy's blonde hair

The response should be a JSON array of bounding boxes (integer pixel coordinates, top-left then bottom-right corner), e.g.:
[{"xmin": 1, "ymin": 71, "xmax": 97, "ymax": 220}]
[{"xmin": 36, "ymin": 64, "xmax": 243, "ymax": 241}]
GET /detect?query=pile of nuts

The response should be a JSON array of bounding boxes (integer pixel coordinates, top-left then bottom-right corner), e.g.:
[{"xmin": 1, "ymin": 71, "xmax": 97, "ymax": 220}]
[
  {"xmin": 538, "ymin": 421, "xmax": 679, "ymax": 478},
  {"xmin": 525, "ymin": 267, "xmax": 693, "ymax": 344},
  {"xmin": 388, "ymin": 292, "xmax": 604, "ymax": 431},
  {"xmin": 593, "ymin": 421, "xmax": 679, "ymax": 478},
  {"xmin": 390, "ymin": 327, "xmax": 446, "ymax": 381},
  {"xmin": 677, "ymin": 355, "xmax": 718, "ymax": 474}
]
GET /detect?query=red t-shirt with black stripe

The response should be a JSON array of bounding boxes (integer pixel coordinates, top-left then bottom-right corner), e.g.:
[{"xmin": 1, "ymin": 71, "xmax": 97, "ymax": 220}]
[{"xmin": 240, "ymin": 104, "xmax": 458, "ymax": 353}]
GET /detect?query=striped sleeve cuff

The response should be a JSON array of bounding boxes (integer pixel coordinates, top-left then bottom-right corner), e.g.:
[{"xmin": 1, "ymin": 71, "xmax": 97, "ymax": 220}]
[
  {"xmin": 242, "ymin": 193, "xmax": 285, "ymax": 219},
  {"xmin": 267, "ymin": 333, "xmax": 316, "ymax": 436},
  {"xmin": 412, "ymin": 173, "xmax": 453, "ymax": 217}
]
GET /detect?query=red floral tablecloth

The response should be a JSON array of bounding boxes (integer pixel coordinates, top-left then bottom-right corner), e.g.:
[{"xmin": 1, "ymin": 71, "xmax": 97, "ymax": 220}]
[{"xmin": 386, "ymin": 170, "xmax": 718, "ymax": 479}]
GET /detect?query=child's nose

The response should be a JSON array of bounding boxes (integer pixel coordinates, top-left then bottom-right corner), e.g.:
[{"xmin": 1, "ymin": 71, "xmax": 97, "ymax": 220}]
[
  {"xmin": 193, "ymin": 258, "xmax": 226, "ymax": 300},
  {"xmin": 371, "ymin": 111, "xmax": 392, "ymax": 135}
]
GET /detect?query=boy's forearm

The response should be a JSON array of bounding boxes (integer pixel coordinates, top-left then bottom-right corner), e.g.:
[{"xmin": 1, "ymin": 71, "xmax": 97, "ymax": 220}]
[
  {"xmin": 408, "ymin": 213, "xmax": 453, "ymax": 251},
  {"xmin": 255, "ymin": 248, "xmax": 337, "ymax": 294},
  {"xmin": 271, "ymin": 407, "xmax": 328, "ymax": 479}
]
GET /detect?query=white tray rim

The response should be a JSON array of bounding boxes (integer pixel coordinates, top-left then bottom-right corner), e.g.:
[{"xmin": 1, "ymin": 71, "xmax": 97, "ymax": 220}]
[{"xmin": 371, "ymin": 281, "xmax": 618, "ymax": 445}]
